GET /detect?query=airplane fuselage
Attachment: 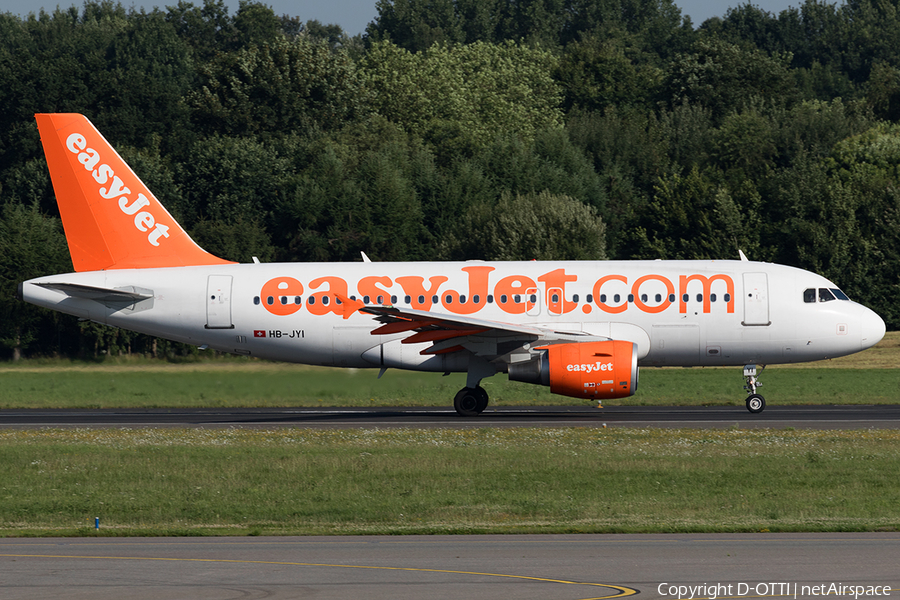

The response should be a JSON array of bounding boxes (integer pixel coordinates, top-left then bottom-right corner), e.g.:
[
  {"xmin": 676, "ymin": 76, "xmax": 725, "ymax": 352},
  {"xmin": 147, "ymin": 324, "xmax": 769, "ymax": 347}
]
[{"xmin": 21, "ymin": 259, "xmax": 885, "ymax": 373}]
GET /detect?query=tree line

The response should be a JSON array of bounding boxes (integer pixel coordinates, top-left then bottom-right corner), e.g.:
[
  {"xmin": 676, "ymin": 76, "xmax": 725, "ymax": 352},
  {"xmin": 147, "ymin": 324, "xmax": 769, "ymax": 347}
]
[{"xmin": 1, "ymin": 0, "xmax": 899, "ymax": 359}]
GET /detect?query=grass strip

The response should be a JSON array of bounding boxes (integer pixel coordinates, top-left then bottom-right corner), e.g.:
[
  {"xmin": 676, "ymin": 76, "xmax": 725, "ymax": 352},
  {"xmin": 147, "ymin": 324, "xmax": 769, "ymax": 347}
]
[
  {"xmin": 2, "ymin": 332, "xmax": 896, "ymax": 409},
  {"xmin": 2, "ymin": 427, "xmax": 899, "ymax": 536},
  {"xmin": 0, "ymin": 365, "xmax": 897, "ymax": 409}
]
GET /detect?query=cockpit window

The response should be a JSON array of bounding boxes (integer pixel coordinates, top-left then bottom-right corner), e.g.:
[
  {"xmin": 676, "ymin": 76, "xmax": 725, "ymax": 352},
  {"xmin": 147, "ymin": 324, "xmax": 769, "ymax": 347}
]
[
  {"xmin": 818, "ymin": 288, "xmax": 836, "ymax": 302},
  {"xmin": 831, "ymin": 288, "xmax": 850, "ymax": 301},
  {"xmin": 805, "ymin": 287, "xmax": 851, "ymax": 303}
]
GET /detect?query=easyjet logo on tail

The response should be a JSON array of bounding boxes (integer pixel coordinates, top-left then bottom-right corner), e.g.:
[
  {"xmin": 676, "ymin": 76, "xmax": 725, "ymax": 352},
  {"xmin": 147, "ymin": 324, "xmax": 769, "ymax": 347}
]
[{"xmin": 65, "ymin": 133, "xmax": 170, "ymax": 247}]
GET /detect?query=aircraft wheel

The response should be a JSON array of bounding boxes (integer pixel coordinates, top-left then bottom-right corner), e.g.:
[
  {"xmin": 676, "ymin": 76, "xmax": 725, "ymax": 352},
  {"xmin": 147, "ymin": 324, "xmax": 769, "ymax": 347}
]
[
  {"xmin": 746, "ymin": 393, "xmax": 766, "ymax": 414},
  {"xmin": 474, "ymin": 386, "xmax": 489, "ymax": 413},
  {"xmin": 454, "ymin": 387, "xmax": 486, "ymax": 417}
]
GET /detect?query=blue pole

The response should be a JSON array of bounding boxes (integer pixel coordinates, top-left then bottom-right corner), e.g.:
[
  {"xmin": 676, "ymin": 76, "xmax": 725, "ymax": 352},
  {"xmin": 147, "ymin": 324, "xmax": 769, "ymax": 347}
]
[{"xmin": 95, "ymin": 517, "xmax": 99, "ymax": 530}]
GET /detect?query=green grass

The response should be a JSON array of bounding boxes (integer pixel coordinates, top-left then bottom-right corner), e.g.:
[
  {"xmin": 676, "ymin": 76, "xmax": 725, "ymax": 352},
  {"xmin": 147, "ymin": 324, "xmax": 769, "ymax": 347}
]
[
  {"xmin": 2, "ymin": 427, "xmax": 898, "ymax": 536},
  {"xmin": 2, "ymin": 332, "xmax": 896, "ymax": 409},
  {"xmin": 0, "ymin": 362, "xmax": 896, "ymax": 409}
]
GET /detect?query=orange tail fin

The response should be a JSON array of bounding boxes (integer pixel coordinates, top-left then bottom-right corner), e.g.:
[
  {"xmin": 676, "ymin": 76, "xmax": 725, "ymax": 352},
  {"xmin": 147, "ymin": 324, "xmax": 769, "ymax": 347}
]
[{"xmin": 36, "ymin": 113, "xmax": 234, "ymax": 271}]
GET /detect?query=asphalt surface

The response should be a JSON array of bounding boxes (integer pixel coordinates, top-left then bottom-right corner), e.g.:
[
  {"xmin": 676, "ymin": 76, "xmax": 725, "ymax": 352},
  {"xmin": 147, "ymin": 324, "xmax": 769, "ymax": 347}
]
[
  {"xmin": 1, "ymin": 534, "xmax": 898, "ymax": 599},
  {"xmin": 2, "ymin": 404, "xmax": 900, "ymax": 429}
]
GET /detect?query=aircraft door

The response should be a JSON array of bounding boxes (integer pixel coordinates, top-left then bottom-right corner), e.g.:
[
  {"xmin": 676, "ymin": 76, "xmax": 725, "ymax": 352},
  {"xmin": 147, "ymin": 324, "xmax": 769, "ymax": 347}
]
[
  {"xmin": 547, "ymin": 287, "xmax": 564, "ymax": 315},
  {"xmin": 742, "ymin": 272, "xmax": 770, "ymax": 326},
  {"xmin": 206, "ymin": 274, "xmax": 234, "ymax": 329}
]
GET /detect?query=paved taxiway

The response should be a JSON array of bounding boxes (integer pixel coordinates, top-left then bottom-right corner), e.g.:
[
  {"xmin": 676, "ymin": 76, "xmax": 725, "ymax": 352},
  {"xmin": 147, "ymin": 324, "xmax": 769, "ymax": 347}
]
[
  {"xmin": 1, "ymin": 534, "xmax": 898, "ymax": 599},
  {"xmin": 2, "ymin": 405, "xmax": 900, "ymax": 429}
]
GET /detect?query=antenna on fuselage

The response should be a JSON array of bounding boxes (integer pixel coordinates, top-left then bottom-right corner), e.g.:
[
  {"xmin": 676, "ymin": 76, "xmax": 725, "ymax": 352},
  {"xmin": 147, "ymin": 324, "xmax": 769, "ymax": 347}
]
[{"xmin": 739, "ymin": 250, "xmax": 749, "ymax": 261}]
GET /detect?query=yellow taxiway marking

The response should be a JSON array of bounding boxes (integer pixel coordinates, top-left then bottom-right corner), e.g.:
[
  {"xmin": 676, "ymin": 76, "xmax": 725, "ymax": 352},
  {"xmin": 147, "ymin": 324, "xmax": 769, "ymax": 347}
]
[{"xmin": 0, "ymin": 553, "xmax": 638, "ymax": 599}]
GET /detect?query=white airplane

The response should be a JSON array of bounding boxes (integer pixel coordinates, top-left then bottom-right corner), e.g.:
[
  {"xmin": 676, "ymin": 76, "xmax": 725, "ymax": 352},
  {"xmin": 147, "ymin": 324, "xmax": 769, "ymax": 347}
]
[{"xmin": 19, "ymin": 113, "xmax": 886, "ymax": 415}]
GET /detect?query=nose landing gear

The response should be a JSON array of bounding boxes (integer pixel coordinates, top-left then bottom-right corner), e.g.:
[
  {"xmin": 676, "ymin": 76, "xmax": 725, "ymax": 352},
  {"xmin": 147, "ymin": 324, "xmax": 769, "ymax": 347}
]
[{"xmin": 743, "ymin": 364, "xmax": 766, "ymax": 413}]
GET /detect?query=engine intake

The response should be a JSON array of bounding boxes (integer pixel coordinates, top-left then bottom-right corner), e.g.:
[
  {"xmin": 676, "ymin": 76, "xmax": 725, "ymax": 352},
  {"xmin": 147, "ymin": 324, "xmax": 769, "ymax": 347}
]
[{"xmin": 508, "ymin": 340, "xmax": 638, "ymax": 400}]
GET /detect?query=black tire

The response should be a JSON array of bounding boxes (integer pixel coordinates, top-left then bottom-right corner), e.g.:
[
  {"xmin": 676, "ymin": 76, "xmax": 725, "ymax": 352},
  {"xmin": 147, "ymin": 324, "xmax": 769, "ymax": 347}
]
[
  {"xmin": 454, "ymin": 387, "xmax": 484, "ymax": 417},
  {"xmin": 746, "ymin": 393, "xmax": 766, "ymax": 414},
  {"xmin": 474, "ymin": 386, "xmax": 489, "ymax": 413}
]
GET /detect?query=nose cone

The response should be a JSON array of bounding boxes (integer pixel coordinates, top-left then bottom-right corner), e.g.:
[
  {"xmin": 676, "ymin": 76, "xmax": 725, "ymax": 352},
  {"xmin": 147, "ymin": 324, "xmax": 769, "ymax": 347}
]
[{"xmin": 860, "ymin": 307, "xmax": 886, "ymax": 351}]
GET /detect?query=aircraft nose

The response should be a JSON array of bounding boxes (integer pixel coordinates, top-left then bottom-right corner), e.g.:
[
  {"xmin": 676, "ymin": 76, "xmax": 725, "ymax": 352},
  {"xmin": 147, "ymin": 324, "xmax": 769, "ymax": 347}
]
[{"xmin": 860, "ymin": 307, "xmax": 886, "ymax": 351}]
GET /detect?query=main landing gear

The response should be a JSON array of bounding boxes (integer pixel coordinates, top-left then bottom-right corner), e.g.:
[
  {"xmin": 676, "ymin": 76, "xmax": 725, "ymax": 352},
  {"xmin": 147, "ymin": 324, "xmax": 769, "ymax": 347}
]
[
  {"xmin": 743, "ymin": 364, "xmax": 766, "ymax": 414},
  {"xmin": 454, "ymin": 357, "xmax": 496, "ymax": 417},
  {"xmin": 454, "ymin": 386, "xmax": 489, "ymax": 417}
]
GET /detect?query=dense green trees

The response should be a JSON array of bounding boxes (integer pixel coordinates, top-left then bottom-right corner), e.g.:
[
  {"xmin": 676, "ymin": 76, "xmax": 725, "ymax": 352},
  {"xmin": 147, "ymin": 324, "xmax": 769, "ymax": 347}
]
[
  {"xmin": 441, "ymin": 190, "xmax": 607, "ymax": 260},
  {"xmin": 2, "ymin": 0, "xmax": 900, "ymax": 359},
  {"xmin": 187, "ymin": 36, "xmax": 367, "ymax": 136},
  {"xmin": 0, "ymin": 204, "xmax": 71, "ymax": 359},
  {"xmin": 360, "ymin": 40, "xmax": 562, "ymax": 153}
]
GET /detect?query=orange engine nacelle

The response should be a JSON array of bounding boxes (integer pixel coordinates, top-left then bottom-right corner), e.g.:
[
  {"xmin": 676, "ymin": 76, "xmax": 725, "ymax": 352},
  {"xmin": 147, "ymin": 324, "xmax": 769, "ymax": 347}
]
[{"xmin": 508, "ymin": 340, "xmax": 638, "ymax": 400}]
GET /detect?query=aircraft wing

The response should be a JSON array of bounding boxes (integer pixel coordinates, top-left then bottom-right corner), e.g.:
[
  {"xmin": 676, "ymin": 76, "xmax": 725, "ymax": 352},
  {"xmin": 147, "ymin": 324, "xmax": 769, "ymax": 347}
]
[{"xmin": 339, "ymin": 296, "xmax": 607, "ymax": 359}]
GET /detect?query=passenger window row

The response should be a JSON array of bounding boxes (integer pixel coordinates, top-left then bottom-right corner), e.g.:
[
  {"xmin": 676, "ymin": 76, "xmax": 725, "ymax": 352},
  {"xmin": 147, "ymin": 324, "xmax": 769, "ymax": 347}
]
[{"xmin": 252, "ymin": 292, "xmax": 733, "ymax": 306}]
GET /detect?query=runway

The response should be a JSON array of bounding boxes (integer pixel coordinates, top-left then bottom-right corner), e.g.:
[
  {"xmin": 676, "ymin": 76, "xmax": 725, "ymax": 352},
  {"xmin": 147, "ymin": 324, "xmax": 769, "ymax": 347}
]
[
  {"xmin": 1, "ymin": 534, "xmax": 898, "ymax": 599},
  {"xmin": 2, "ymin": 404, "xmax": 900, "ymax": 429}
]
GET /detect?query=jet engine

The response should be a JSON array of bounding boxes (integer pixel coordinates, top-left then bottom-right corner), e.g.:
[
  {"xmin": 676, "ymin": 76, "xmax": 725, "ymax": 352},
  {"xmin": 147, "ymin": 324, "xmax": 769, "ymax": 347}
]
[{"xmin": 508, "ymin": 340, "xmax": 638, "ymax": 399}]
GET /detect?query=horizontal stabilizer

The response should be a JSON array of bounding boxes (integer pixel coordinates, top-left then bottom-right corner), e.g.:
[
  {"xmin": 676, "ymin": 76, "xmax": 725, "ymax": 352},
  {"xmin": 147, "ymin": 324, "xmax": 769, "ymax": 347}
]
[{"xmin": 36, "ymin": 282, "xmax": 154, "ymax": 308}]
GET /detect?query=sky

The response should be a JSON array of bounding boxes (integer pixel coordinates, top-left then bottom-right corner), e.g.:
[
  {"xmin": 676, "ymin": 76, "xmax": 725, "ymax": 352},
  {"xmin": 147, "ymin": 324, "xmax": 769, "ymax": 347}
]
[{"xmin": 0, "ymin": 0, "xmax": 808, "ymax": 37}]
